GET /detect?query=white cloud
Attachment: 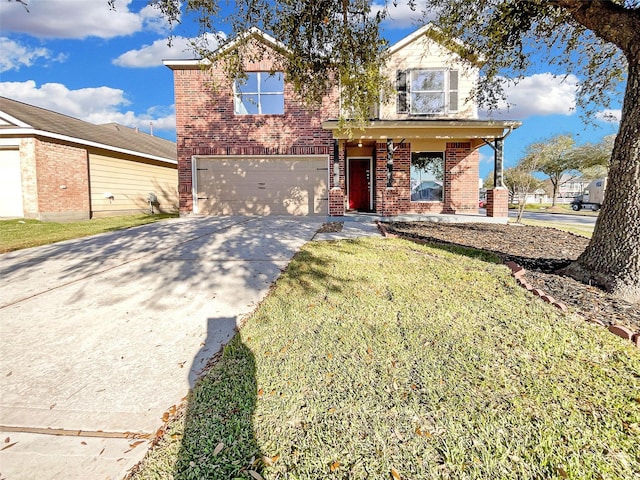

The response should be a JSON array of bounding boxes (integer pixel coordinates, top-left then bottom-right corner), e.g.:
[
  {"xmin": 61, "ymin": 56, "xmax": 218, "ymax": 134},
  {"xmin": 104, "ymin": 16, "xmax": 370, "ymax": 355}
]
[
  {"xmin": 0, "ymin": 80, "xmax": 175, "ymax": 133},
  {"xmin": 478, "ymin": 149, "xmax": 493, "ymax": 165},
  {"xmin": 0, "ymin": 37, "xmax": 66, "ymax": 72},
  {"xmin": 139, "ymin": 4, "xmax": 174, "ymax": 34},
  {"xmin": 372, "ymin": 1, "xmax": 422, "ymax": 29},
  {"xmin": 113, "ymin": 32, "xmax": 225, "ymax": 68},
  {"xmin": 0, "ymin": 0, "xmax": 170, "ymax": 39},
  {"xmin": 485, "ymin": 73, "xmax": 578, "ymax": 119},
  {"xmin": 595, "ymin": 109, "xmax": 621, "ymax": 123}
]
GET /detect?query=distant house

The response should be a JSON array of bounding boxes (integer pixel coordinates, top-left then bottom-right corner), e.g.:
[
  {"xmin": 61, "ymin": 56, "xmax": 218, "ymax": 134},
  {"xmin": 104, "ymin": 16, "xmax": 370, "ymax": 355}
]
[
  {"xmin": 556, "ymin": 175, "xmax": 590, "ymax": 200},
  {"xmin": 0, "ymin": 97, "xmax": 178, "ymax": 221},
  {"xmin": 164, "ymin": 25, "xmax": 521, "ymax": 218}
]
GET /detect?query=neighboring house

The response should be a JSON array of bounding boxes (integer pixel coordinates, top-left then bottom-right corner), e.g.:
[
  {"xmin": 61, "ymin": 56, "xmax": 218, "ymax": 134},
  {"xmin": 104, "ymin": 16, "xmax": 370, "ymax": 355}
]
[
  {"xmin": 0, "ymin": 97, "xmax": 178, "ymax": 221},
  {"xmin": 556, "ymin": 174, "xmax": 590, "ymax": 200},
  {"xmin": 164, "ymin": 25, "xmax": 521, "ymax": 218}
]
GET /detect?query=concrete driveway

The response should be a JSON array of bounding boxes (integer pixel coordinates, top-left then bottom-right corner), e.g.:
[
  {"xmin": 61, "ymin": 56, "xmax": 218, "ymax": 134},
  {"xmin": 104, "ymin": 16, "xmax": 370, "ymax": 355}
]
[{"xmin": 0, "ymin": 216, "xmax": 325, "ymax": 479}]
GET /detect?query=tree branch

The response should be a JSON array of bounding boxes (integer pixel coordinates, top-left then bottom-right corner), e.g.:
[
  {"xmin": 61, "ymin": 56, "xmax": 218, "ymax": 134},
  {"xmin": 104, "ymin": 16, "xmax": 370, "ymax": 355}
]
[{"xmin": 552, "ymin": 0, "xmax": 640, "ymax": 56}]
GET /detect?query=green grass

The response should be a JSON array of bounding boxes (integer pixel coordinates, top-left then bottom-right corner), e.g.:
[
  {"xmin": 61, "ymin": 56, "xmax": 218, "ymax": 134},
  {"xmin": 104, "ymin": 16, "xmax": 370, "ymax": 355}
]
[
  {"xmin": 0, "ymin": 214, "xmax": 177, "ymax": 253},
  {"xmin": 513, "ymin": 218, "xmax": 595, "ymax": 238},
  {"xmin": 130, "ymin": 238, "xmax": 640, "ymax": 480}
]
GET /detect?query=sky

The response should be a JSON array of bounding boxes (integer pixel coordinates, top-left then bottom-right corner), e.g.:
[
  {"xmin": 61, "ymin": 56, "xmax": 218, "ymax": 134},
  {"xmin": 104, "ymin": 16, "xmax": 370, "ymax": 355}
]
[{"xmin": 0, "ymin": 0, "xmax": 623, "ymax": 179}]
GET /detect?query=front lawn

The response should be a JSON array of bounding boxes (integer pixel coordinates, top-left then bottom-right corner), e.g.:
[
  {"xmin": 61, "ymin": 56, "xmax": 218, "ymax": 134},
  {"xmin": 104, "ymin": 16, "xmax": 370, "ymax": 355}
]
[
  {"xmin": 130, "ymin": 237, "xmax": 640, "ymax": 480},
  {"xmin": 0, "ymin": 214, "xmax": 177, "ymax": 253}
]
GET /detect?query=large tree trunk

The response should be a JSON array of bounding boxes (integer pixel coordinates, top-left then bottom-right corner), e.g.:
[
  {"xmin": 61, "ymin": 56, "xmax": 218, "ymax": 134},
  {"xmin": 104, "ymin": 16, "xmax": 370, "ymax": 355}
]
[{"xmin": 563, "ymin": 60, "xmax": 640, "ymax": 302}]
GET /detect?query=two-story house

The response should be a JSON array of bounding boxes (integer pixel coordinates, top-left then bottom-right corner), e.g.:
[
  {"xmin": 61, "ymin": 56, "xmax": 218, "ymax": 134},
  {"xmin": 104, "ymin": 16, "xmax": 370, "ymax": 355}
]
[{"xmin": 164, "ymin": 25, "xmax": 521, "ymax": 218}]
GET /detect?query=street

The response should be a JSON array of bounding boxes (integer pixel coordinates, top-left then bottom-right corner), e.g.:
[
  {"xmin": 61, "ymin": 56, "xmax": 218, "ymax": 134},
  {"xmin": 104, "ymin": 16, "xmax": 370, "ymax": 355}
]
[{"xmin": 508, "ymin": 210, "xmax": 598, "ymax": 226}]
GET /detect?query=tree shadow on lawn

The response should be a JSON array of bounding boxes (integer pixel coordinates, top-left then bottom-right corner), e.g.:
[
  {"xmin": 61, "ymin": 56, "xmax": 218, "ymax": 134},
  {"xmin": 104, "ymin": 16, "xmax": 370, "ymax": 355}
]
[
  {"xmin": 174, "ymin": 320, "xmax": 262, "ymax": 479},
  {"xmin": 170, "ymin": 242, "xmax": 356, "ymax": 479}
]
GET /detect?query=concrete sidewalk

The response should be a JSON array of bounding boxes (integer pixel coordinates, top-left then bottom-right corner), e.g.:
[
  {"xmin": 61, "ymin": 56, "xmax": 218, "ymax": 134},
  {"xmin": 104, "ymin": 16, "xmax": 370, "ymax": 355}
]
[{"xmin": 3, "ymin": 216, "xmax": 378, "ymax": 479}]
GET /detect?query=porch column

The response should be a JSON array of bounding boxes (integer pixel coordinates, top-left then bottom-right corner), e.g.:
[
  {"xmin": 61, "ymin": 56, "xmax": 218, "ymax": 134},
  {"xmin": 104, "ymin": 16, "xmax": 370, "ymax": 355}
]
[
  {"xmin": 493, "ymin": 137, "xmax": 504, "ymax": 188},
  {"xmin": 487, "ymin": 136, "xmax": 508, "ymax": 218},
  {"xmin": 333, "ymin": 139, "xmax": 340, "ymax": 188},
  {"xmin": 329, "ymin": 139, "xmax": 345, "ymax": 216},
  {"xmin": 386, "ymin": 138, "xmax": 394, "ymax": 187}
]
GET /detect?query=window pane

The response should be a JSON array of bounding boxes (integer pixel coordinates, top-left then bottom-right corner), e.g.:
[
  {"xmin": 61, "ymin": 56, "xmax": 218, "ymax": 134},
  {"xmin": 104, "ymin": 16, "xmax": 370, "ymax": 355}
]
[
  {"xmin": 235, "ymin": 94, "xmax": 259, "ymax": 114},
  {"xmin": 235, "ymin": 73, "xmax": 259, "ymax": 93},
  {"xmin": 261, "ymin": 94, "xmax": 285, "ymax": 114},
  {"xmin": 449, "ymin": 70, "xmax": 458, "ymax": 91},
  {"xmin": 261, "ymin": 72, "xmax": 284, "ymax": 93},
  {"xmin": 396, "ymin": 70, "xmax": 408, "ymax": 113},
  {"xmin": 411, "ymin": 70, "xmax": 444, "ymax": 91},
  {"xmin": 411, "ymin": 92, "xmax": 445, "ymax": 113},
  {"xmin": 410, "ymin": 152, "xmax": 444, "ymax": 202},
  {"xmin": 449, "ymin": 91, "xmax": 458, "ymax": 112}
]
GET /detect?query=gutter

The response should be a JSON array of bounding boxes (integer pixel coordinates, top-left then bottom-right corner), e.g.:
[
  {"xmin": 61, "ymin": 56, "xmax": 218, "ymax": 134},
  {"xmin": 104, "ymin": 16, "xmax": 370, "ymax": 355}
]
[{"xmin": 0, "ymin": 128, "xmax": 177, "ymax": 166}]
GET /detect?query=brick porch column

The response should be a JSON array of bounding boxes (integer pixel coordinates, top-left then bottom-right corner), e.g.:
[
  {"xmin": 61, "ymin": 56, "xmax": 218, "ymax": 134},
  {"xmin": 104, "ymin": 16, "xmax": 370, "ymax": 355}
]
[
  {"xmin": 329, "ymin": 188, "xmax": 345, "ymax": 216},
  {"xmin": 486, "ymin": 187, "xmax": 509, "ymax": 217}
]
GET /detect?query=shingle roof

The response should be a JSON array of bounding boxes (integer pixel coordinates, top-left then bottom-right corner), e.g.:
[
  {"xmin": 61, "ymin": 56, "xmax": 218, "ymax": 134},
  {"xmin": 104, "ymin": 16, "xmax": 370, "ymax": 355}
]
[{"xmin": 0, "ymin": 96, "xmax": 176, "ymax": 163}]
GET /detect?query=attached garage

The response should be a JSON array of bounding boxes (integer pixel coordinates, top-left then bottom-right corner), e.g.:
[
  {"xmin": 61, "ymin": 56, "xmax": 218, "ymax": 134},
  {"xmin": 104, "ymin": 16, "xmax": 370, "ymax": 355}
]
[
  {"xmin": 193, "ymin": 156, "xmax": 329, "ymax": 216},
  {"xmin": 0, "ymin": 147, "xmax": 23, "ymax": 217}
]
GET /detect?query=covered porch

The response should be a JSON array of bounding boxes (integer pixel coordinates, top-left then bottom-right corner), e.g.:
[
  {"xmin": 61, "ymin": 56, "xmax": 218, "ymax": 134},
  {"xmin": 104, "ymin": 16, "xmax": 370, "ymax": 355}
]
[{"xmin": 321, "ymin": 119, "xmax": 522, "ymax": 218}]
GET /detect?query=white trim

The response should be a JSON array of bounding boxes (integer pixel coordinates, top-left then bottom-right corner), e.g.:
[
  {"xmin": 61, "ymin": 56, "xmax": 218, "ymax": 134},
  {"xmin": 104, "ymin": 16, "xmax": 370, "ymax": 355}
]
[
  {"xmin": 347, "ymin": 156, "xmax": 373, "ymax": 211},
  {"xmin": 191, "ymin": 156, "xmax": 199, "ymax": 215},
  {"xmin": 0, "ymin": 128, "xmax": 177, "ymax": 165},
  {"xmin": 388, "ymin": 24, "xmax": 436, "ymax": 55},
  {"xmin": 0, "ymin": 111, "xmax": 32, "ymax": 128}
]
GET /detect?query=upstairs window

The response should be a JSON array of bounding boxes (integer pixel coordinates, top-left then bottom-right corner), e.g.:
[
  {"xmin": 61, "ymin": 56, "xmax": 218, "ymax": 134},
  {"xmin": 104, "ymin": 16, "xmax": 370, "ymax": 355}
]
[
  {"xmin": 234, "ymin": 72, "xmax": 285, "ymax": 115},
  {"xmin": 397, "ymin": 69, "xmax": 458, "ymax": 115}
]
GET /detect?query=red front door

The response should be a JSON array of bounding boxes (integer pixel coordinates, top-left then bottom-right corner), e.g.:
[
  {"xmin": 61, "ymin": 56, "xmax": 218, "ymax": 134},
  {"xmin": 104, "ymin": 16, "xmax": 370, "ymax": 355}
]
[{"xmin": 348, "ymin": 159, "xmax": 370, "ymax": 211}]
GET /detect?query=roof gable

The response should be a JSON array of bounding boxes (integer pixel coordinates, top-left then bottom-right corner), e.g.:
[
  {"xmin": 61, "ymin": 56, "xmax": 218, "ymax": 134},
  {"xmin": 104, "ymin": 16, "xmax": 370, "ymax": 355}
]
[
  {"xmin": 164, "ymin": 27, "xmax": 288, "ymax": 69},
  {"xmin": 387, "ymin": 24, "xmax": 481, "ymax": 66}
]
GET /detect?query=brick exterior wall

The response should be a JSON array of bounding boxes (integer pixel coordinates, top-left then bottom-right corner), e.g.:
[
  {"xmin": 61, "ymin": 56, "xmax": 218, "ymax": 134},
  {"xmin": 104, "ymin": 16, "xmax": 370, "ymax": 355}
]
[
  {"xmin": 373, "ymin": 141, "xmax": 478, "ymax": 216},
  {"xmin": 25, "ymin": 138, "xmax": 91, "ymax": 221},
  {"xmin": 172, "ymin": 44, "xmax": 339, "ymax": 215},
  {"xmin": 486, "ymin": 187, "xmax": 509, "ymax": 218},
  {"xmin": 444, "ymin": 142, "xmax": 479, "ymax": 214}
]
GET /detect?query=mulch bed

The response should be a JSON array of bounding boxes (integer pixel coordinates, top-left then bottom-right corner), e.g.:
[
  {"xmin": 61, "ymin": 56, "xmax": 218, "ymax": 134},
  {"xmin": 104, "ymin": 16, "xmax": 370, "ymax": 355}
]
[
  {"xmin": 382, "ymin": 221, "xmax": 640, "ymax": 338},
  {"xmin": 317, "ymin": 222, "xmax": 344, "ymax": 233}
]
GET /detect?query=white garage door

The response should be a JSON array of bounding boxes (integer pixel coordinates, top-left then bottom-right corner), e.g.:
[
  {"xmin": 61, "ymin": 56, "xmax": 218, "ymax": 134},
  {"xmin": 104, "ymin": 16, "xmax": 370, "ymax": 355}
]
[
  {"xmin": 194, "ymin": 156, "xmax": 329, "ymax": 216},
  {"xmin": 0, "ymin": 148, "xmax": 23, "ymax": 218}
]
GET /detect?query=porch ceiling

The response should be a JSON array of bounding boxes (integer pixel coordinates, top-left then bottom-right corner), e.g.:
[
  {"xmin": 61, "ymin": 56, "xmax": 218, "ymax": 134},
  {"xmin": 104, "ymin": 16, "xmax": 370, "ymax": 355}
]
[{"xmin": 321, "ymin": 119, "xmax": 522, "ymax": 141}]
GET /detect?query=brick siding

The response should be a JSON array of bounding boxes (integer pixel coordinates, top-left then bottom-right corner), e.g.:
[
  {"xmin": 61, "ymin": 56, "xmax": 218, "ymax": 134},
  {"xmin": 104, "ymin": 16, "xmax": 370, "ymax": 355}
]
[
  {"xmin": 486, "ymin": 187, "xmax": 509, "ymax": 218},
  {"xmin": 373, "ymin": 141, "xmax": 478, "ymax": 216},
  {"xmin": 172, "ymin": 48, "xmax": 339, "ymax": 214},
  {"xmin": 25, "ymin": 137, "xmax": 90, "ymax": 221}
]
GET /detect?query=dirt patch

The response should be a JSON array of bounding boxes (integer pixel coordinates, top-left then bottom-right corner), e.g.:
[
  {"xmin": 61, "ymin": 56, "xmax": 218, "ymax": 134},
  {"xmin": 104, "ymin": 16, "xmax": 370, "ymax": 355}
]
[
  {"xmin": 317, "ymin": 222, "xmax": 344, "ymax": 233},
  {"xmin": 383, "ymin": 221, "xmax": 640, "ymax": 336}
]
